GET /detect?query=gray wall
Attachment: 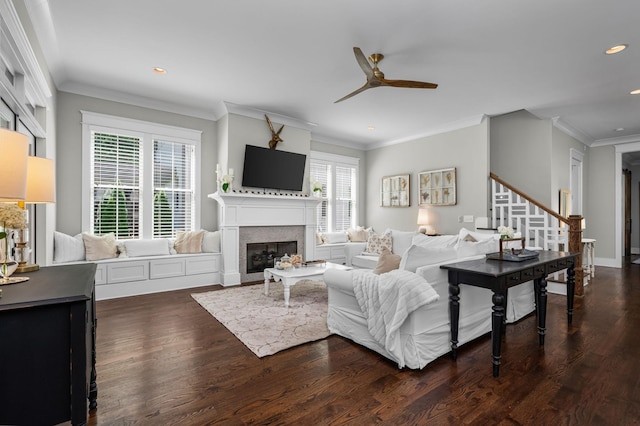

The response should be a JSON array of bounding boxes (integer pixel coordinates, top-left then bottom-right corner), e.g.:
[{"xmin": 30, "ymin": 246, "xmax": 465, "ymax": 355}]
[
  {"xmin": 364, "ymin": 119, "xmax": 490, "ymax": 235},
  {"xmin": 490, "ymin": 110, "xmax": 553, "ymax": 205},
  {"xmin": 585, "ymin": 145, "xmax": 616, "ymax": 260},
  {"xmin": 56, "ymin": 91, "xmax": 218, "ymax": 235}
]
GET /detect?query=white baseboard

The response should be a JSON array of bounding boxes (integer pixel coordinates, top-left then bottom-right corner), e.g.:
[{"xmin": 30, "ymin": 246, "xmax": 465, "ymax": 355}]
[{"xmin": 631, "ymin": 247, "xmax": 640, "ymax": 255}]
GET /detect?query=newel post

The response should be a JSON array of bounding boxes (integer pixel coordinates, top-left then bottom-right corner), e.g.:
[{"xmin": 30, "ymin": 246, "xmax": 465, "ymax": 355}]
[{"xmin": 568, "ymin": 215, "xmax": 584, "ymax": 297}]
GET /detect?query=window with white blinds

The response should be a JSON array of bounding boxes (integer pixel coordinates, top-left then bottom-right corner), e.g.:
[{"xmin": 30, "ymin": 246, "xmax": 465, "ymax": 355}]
[
  {"xmin": 92, "ymin": 131, "xmax": 141, "ymax": 238},
  {"xmin": 82, "ymin": 112, "xmax": 201, "ymax": 239},
  {"xmin": 153, "ymin": 140, "xmax": 195, "ymax": 238},
  {"xmin": 310, "ymin": 152, "xmax": 359, "ymax": 233}
]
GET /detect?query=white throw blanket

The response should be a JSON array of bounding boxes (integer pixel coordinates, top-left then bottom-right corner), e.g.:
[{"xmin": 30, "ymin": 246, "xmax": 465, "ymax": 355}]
[{"xmin": 352, "ymin": 269, "xmax": 439, "ymax": 368}]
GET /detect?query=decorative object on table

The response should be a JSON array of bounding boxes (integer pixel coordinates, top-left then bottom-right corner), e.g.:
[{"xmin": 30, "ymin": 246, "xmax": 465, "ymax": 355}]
[
  {"xmin": 419, "ymin": 167, "xmax": 456, "ymax": 206},
  {"xmin": 291, "ymin": 253, "xmax": 303, "ymax": 268},
  {"xmin": 0, "ymin": 202, "xmax": 29, "ymax": 284},
  {"xmin": 191, "ymin": 280, "xmax": 331, "ymax": 357},
  {"xmin": 265, "ymin": 114, "xmax": 284, "ymax": 150},
  {"xmin": 380, "ymin": 173, "xmax": 410, "ymax": 207},
  {"xmin": 15, "ymin": 156, "xmax": 56, "ymax": 273},
  {"xmin": 311, "ymin": 179, "xmax": 323, "ymax": 197},
  {"xmin": 279, "ymin": 253, "xmax": 292, "ymax": 270},
  {"xmin": 486, "ymin": 237, "xmax": 540, "ymax": 262},
  {"xmin": 497, "ymin": 225, "xmax": 514, "ymax": 239},
  {"xmin": 417, "ymin": 208, "xmax": 436, "ymax": 234},
  {"xmin": 216, "ymin": 163, "xmax": 234, "ymax": 193}
]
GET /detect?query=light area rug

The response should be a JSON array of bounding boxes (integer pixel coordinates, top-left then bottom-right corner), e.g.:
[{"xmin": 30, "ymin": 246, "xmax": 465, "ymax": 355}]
[
  {"xmin": 192, "ymin": 280, "xmax": 331, "ymax": 357},
  {"xmin": 633, "ymin": 258, "xmax": 640, "ymax": 265}
]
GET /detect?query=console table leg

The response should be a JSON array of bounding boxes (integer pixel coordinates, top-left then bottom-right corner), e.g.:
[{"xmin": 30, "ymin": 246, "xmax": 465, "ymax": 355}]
[
  {"xmin": 567, "ymin": 265, "xmax": 575, "ymax": 324},
  {"xmin": 537, "ymin": 278, "xmax": 547, "ymax": 346},
  {"xmin": 491, "ymin": 292, "xmax": 505, "ymax": 377},
  {"xmin": 449, "ymin": 282, "xmax": 460, "ymax": 361}
]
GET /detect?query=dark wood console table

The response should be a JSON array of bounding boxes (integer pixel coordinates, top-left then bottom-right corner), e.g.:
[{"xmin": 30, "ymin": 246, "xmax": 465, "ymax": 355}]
[
  {"xmin": 441, "ymin": 251, "xmax": 578, "ymax": 377},
  {"xmin": 0, "ymin": 263, "xmax": 97, "ymax": 425}
]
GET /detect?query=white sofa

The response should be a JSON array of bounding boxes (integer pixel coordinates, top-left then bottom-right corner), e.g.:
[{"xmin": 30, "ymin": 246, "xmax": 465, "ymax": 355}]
[
  {"xmin": 324, "ymin": 229, "xmax": 536, "ymax": 369},
  {"xmin": 53, "ymin": 231, "xmax": 222, "ymax": 300}
]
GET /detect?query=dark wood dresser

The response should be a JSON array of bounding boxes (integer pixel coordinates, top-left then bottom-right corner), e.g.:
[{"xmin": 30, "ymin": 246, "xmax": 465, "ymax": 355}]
[{"xmin": 0, "ymin": 263, "xmax": 97, "ymax": 425}]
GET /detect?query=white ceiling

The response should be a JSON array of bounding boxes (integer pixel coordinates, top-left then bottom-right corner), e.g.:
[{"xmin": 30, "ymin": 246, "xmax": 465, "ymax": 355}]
[{"xmin": 24, "ymin": 0, "xmax": 640, "ymax": 150}]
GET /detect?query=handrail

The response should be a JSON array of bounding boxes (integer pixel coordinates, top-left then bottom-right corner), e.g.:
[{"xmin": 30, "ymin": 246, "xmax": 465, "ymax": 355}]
[
  {"xmin": 489, "ymin": 172, "xmax": 584, "ymax": 296},
  {"xmin": 490, "ymin": 173, "xmax": 569, "ymax": 224}
]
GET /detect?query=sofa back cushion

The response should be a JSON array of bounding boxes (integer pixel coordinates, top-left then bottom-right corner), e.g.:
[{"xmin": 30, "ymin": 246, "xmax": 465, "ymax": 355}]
[
  {"xmin": 124, "ymin": 239, "xmax": 171, "ymax": 257},
  {"xmin": 400, "ymin": 245, "xmax": 457, "ymax": 273},
  {"xmin": 387, "ymin": 230, "xmax": 417, "ymax": 256},
  {"xmin": 53, "ymin": 231, "xmax": 86, "ymax": 263},
  {"xmin": 323, "ymin": 231, "xmax": 349, "ymax": 244},
  {"xmin": 202, "ymin": 230, "xmax": 221, "ymax": 252},
  {"xmin": 412, "ymin": 233, "xmax": 459, "ymax": 248},
  {"xmin": 82, "ymin": 232, "xmax": 118, "ymax": 261},
  {"xmin": 174, "ymin": 230, "xmax": 204, "ymax": 253}
]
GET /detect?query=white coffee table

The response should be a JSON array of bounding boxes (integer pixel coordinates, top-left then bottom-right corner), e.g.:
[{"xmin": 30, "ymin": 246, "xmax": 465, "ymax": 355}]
[{"xmin": 264, "ymin": 262, "xmax": 351, "ymax": 307}]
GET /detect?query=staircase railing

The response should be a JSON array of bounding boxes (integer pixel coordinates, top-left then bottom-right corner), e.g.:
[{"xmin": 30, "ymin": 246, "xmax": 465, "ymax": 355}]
[{"xmin": 490, "ymin": 173, "xmax": 584, "ymax": 296}]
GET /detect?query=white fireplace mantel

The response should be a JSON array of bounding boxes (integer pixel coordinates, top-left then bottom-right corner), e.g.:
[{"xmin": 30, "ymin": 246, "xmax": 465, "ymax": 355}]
[{"xmin": 209, "ymin": 191, "xmax": 320, "ymax": 286}]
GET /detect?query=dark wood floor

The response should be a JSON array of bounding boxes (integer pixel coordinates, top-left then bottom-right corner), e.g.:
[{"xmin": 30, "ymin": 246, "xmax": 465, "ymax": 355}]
[{"xmin": 88, "ymin": 260, "xmax": 640, "ymax": 425}]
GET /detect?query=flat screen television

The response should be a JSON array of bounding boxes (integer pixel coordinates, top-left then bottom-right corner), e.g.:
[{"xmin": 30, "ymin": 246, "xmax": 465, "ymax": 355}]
[{"xmin": 241, "ymin": 145, "xmax": 307, "ymax": 191}]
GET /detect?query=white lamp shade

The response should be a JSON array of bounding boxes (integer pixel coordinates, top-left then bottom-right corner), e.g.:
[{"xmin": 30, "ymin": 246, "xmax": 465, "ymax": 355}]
[
  {"xmin": 0, "ymin": 128, "xmax": 29, "ymax": 201},
  {"xmin": 25, "ymin": 156, "xmax": 56, "ymax": 203},
  {"xmin": 417, "ymin": 208, "xmax": 429, "ymax": 225}
]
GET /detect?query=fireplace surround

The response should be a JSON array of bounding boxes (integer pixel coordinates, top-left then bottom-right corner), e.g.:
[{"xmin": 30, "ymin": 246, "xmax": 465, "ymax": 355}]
[{"xmin": 209, "ymin": 191, "xmax": 320, "ymax": 286}]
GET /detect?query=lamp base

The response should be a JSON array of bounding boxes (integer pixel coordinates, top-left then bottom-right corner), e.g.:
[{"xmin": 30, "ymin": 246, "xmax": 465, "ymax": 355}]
[{"xmin": 16, "ymin": 263, "xmax": 39, "ymax": 273}]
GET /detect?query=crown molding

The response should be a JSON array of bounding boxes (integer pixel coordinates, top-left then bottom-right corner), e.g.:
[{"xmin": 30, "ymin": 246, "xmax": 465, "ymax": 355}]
[
  {"xmin": 222, "ymin": 102, "xmax": 316, "ymax": 131},
  {"xmin": 60, "ymin": 81, "xmax": 218, "ymax": 121},
  {"xmin": 591, "ymin": 133, "xmax": 640, "ymax": 148},
  {"xmin": 366, "ymin": 114, "xmax": 487, "ymax": 150},
  {"xmin": 550, "ymin": 116, "xmax": 592, "ymax": 146}
]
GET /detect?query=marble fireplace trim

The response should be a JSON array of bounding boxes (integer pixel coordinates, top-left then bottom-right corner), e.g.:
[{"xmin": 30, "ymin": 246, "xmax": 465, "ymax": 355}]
[
  {"xmin": 239, "ymin": 226, "xmax": 305, "ymax": 283},
  {"xmin": 209, "ymin": 191, "xmax": 320, "ymax": 286}
]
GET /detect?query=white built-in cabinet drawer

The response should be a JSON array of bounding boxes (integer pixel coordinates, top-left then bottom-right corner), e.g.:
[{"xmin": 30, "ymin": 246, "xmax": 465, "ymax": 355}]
[
  {"xmin": 150, "ymin": 258, "xmax": 186, "ymax": 279},
  {"xmin": 186, "ymin": 255, "xmax": 219, "ymax": 275},
  {"xmin": 107, "ymin": 261, "xmax": 148, "ymax": 283}
]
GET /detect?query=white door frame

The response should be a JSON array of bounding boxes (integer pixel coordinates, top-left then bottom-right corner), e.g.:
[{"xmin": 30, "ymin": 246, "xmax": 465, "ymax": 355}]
[
  {"xmin": 615, "ymin": 141, "xmax": 640, "ymax": 267},
  {"xmin": 570, "ymin": 148, "xmax": 584, "ymax": 215}
]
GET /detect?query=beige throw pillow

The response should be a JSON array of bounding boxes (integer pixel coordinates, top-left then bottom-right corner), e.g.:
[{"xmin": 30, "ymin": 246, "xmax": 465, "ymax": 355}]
[
  {"xmin": 82, "ymin": 232, "xmax": 118, "ymax": 261},
  {"xmin": 174, "ymin": 230, "xmax": 205, "ymax": 254},
  {"xmin": 373, "ymin": 247, "xmax": 401, "ymax": 274},
  {"xmin": 347, "ymin": 226, "xmax": 370, "ymax": 242}
]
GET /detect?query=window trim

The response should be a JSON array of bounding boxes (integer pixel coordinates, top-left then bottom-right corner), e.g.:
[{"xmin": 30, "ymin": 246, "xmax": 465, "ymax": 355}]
[
  {"xmin": 310, "ymin": 150, "xmax": 359, "ymax": 232},
  {"xmin": 81, "ymin": 111, "xmax": 202, "ymax": 238}
]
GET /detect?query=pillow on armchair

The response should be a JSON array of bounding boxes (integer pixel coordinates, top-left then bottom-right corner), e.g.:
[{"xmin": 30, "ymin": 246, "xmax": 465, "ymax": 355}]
[
  {"xmin": 373, "ymin": 247, "xmax": 401, "ymax": 274},
  {"xmin": 365, "ymin": 231, "xmax": 393, "ymax": 254}
]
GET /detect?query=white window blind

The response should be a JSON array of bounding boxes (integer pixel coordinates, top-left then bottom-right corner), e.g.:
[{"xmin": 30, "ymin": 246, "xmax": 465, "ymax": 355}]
[
  {"xmin": 92, "ymin": 131, "xmax": 141, "ymax": 239},
  {"xmin": 82, "ymin": 111, "xmax": 202, "ymax": 239},
  {"xmin": 310, "ymin": 152, "xmax": 358, "ymax": 233},
  {"xmin": 153, "ymin": 139, "xmax": 195, "ymax": 237}
]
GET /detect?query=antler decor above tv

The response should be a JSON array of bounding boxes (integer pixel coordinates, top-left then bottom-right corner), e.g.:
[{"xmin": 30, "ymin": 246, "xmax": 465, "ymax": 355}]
[{"xmin": 265, "ymin": 115, "xmax": 284, "ymax": 149}]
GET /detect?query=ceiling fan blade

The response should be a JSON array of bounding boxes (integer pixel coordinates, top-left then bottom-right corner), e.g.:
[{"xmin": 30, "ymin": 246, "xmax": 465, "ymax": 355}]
[
  {"xmin": 381, "ymin": 79, "xmax": 438, "ymax": 89},
  {"xmin": 353, "ymin": 47, "xmax": 374, "ymax": 79},
  {"xmin": 334, "ymin": 83, "xmax": 371, "ymax": 103}
]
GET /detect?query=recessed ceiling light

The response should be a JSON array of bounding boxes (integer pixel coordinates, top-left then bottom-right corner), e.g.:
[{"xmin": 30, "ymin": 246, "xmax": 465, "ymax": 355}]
[
  {"xmin": 631, "ymin": 89, "xmax": 640, "ymax": 95},
  {"xmin": 153, "ymin": 67, "xmax": 167, "ymax": 74},
  {"xmin": 367, "ymin": 126, "xmax": 375, "ymax": 131},
  {"xmin": 615, "ymin": 128, "xmax": 625, "ymax": 132},
  {"xmin": 605, "ymin": 44, "xmax": 628, "ymax": 55}
]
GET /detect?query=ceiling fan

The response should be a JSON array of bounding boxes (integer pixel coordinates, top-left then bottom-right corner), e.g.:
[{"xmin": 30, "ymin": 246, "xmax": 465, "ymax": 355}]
[{"xmin": 335, "ymin": 47, "xmax": 438, "ymax": 103}]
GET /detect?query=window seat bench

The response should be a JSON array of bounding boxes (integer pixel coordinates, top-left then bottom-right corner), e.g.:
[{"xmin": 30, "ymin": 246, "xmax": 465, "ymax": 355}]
[{"xmin": 56, "ymin": 252, "xmax": 221, "ymax": 300}]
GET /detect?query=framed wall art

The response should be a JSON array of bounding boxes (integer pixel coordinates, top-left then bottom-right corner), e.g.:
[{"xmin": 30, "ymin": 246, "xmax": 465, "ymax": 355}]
[
  {"xmin": 380, "ymin": 174, "xmax": 410, "ymax": 207},
  {"xmin": 419, "ymin": 167, "xmax": 456, "ymax": 206}
]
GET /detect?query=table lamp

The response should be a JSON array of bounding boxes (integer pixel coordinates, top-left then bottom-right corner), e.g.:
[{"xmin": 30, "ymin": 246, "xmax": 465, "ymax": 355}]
[
  {"xmin": 15, "ymin": 156, "xmax": 56, "ymax": 272},
  {"xmin": 417, "ymin": 209, "xmax": 430, "ymax": 234},
  {"xmin": 0, "ymin": 128, "xmax": 28, "ymax": 201}
]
